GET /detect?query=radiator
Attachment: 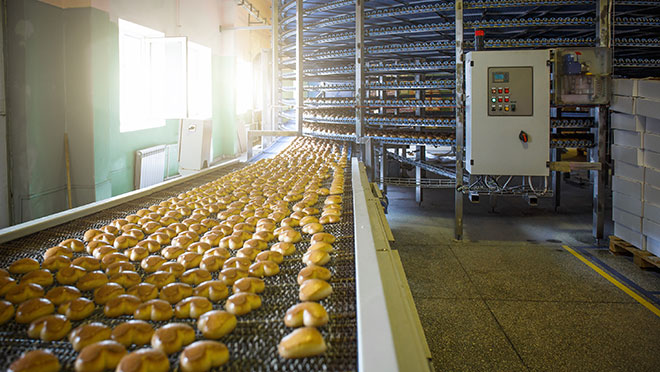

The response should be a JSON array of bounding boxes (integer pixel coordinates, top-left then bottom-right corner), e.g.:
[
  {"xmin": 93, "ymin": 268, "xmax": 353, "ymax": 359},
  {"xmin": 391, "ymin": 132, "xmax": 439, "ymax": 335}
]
[{"xmin": 134, "ymin": 145, "xmax": 167, "ymax": 189}]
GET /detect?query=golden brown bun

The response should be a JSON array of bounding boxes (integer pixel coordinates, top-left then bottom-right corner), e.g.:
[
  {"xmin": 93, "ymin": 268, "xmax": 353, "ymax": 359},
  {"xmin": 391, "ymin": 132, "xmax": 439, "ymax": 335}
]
[
  {"xmin": 218, "ymin": 236, "xmax": 243, "ymax": 250},
  {"xmin": 135, "ymin": 239, "xmax": 161, "ymax": 253},
  {"xmin": 20, "ymin": 269, "xmax": 54, "ymax": 287},
  {"xmin": 242, "ymin": 238, "xmax": 268, "ymax": 251},
  {"xmin": 27, "ymin": 314, "xmax": 72, "ymax": 341},
  {"xmin": 281, "ymin": 217, "xmax": 300, "ymax": 228},
  {"xmin": 9, "ymin": 257, "xmax": 40, "ymax": 274},
  {"xmin": 111, "ymin": 320, "xmax": 154, "ymax": 347},
  {"xmin": 199, "ymin": 255, "xmax": 224, "ymax": 272},
  {"xmin": 299, "ymin": 216, "xmax": 319, "ymax": 226},
  {"xmin": 284, "ymin": 302, "xmax": 329, "ymax": 327},
  {"xmin": 302, "ymin": 207, "xmax": 320, "ymax": 215},
  {"xmin": 69, "ymin": 322, "xmax": 112, "ymax": 351},
  {"xmin": 193, "ymin": 280, "xmax": 228, "ymax": 302},
  {"xmin": 199, "ymin": 233, "xmax": 222, "ymax": 247},
  {"xmin": 0, "ymin": 300, "xmax": 15, "ymax": 324},
  {"xmin": 232, "ymin": 277, "xmax": 265, "ymax": 294},
  {"xmin": 252, "ymin": 230, "xmax": 275, "ymax": 242},
  {"xmin": 91, "ymin": 232, "xmax": 115, "ymax": 245},
  {"xmin": 297, "ymin": 265, "xmax": 331, "ymax": 285},
  {"xmin": 161, "ymin": 246, "xmax": 186, "ymax": 259},
  {"xmin": 84, "ymin": 229, "xmax": 103, "ymax": 242},
  {"xmin": 100, "ymin": 252, "xmax": 129, "ymax": 270},
  {"xmin": 159, "ymin": 282, "xmax": 193, "ymax": 304},
  {"xmin": 307, "ymin": 242, "xmax": 333, "ymax": 253},
  {"xmin": 302, "ymin": 249, "xmax": 331, "ymax": 266},
  {"xmin": 125, "ymin": 247, "xmax": 149, "ymax": 261},
  {"xmin": 224, "ymin": 292, "xmax": 261, "ymax": 316},
  {"xmin": 196, "ymin": 310, "xmax": 236, "ymax": 339},
  {"xmin": 91, "ymin": 245, "xmax": 117, "ymax": 260},
  {"xmin": 8, "ymin": 349, "xmax": 60, "ymax": 372},
  {"xmin": 218, "ymin": 268, "xmax": 248, "ymax": 286},
  {"xmin": 76, "ymin": 271, "xmax": 108, "ymax": 291},
  {"xmin": 236, "ymin": 247, "xmax": 259, "ymax": 260},
  {"xmin": 16, "ymin": 297, "xmax": 55, "ymax": 324},
  {"xmin": 202, "ymin": 247, "xmax": 230, "ymax": 259},
  {"xmin": 248, "ymin": 261, "xmax": 280, "ymax": 277},
  {"xmin": 45, "ymin": 285, "xmax": 81, "ymax": 305},
  {"xmin": 74, "ymin": 340, "xmax": 126, "ymax": 372},
  {"xmin": 134, "ymin": 299, "xmax": 173, "ymax": 321},
  {"xmin": 174, "ymin": 296, "xmax": 213, "ymax": 319},
  {"xmin": 58, "ymin": 297, "xmax": 95, "ymax": 320},
  {"xmin": 223, "ymin": 257, "xmax": 251, "ymax": 271},
  {"xmin": 93, "ymin": 282, "xmax": 125, "ymax": 305},
  {"xmin": 42, "ymin": 256, "xmax": 71, "ymax": 272},
  {"xmin": 43, "ymin": 246, "xmax": 73, "ymax": 260},
  {"xmin": 179, "ymin": 340, "xmax": 230, "ymax": 372},
  {"xmin": 105, "ymin": 261, "xmax": 135, "ymax": 275},
  {"xmin": 301, "ymin": 222, "xmax": 324, "ymax": 235},
  {"xmin": 126, "ymin": 282, "xmax": 159, "ymax": 301},
  {"xmin": 151, "ymin": 323, "xmax": 196, "ymax": 354},
  {"xmin": 6, "ymin": 283, "xmax": 45, "ymax": 304},
  {"xmin": 178, "ymin": 252, "xmax": 202, "ymax": 269},
  {"xmin": 71, "ymin": 256, "xmax": 101, "ymax": 271},
  {"xmin": 148, "ymin": 232, "xmax": 171, "ymax": 245},
  {"xmin": 255, "ymin": 250, "xmax": 283, "ymax": 264},
  {"xmin": 181, "ymin": 268, "xmax": 212, "ymax": 286},
  {"xmin": 108, "ymin": 271, "xmax": 141, "ymax": 288},
  {"xmin": 278, "ymin": 229, "xmax": 302, "ymax": 243},
  {"xmin": 278, "ymin": 327, "xmax": 327, "ymax": 358},
  {"xmin": 319, "ymin": 214, "xmax": 340, "ymax": 224},
  {"xmin": 115, "ymin": 348, "xmax": 170, "ymax": 372},
  {"xmin": 140, "ymin": 255, "xmax": 166, "ymax": 273},
  {"xmin": 103, "ymin": 294, "xmax": 141, "ymax": 317},
  {"xmin": 157, "ymin": 262, "xmax": 184, "ymax": 279},
  {"xmin": 113, "ymin": 235, "xmax": 138, "ymax": 250},
  {"xmin": 311, "ymin": 232, "xmax": 336, "ymax": 244},
  {"xmin": 187, "ymin": 242, "xmax": 211, "ymax": 254},
  {"xmin": 0, "ymin": 276, "xmax": 17, "ymax": 296},
  {"xmin": 55, "ymin": 265, "xmax": 86, "ymax": 285},
  {"xmin": 144, "ymin": 271, "xmax": 175, "ymax": 289},
  {"xmin": 299, "ymin": 279, "xmax": 332, "ymax": 301}
]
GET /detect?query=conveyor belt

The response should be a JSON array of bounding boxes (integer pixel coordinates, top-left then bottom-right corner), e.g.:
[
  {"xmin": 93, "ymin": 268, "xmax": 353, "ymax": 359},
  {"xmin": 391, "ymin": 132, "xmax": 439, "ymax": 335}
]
[{"xmin": 0, "ymin": 142, "xmax": 358, "ymax": 371}]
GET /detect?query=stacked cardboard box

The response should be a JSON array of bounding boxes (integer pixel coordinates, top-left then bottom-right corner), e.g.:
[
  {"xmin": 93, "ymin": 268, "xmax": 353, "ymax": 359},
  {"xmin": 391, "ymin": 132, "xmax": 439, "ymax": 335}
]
[{"xmin": 611, "ymin": 79, "xmax": 660, "ymax": 256}]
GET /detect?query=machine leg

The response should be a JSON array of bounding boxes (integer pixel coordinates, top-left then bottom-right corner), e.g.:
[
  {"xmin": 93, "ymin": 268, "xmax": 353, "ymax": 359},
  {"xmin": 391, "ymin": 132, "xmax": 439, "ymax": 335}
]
[
  {"xmin": 381, "ymin": 144, "xmax": 388, "ymax": 193},
  {"xmin": 415, "ymin": 145, "xmax": 425, "ymax": 205}
]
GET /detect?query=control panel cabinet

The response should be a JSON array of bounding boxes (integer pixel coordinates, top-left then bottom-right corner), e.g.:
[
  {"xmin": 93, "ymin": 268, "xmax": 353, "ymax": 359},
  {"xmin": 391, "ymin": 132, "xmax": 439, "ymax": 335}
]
[{"xmin": 466, "ymin": 50, "xmax": 551, "ymax": 176}]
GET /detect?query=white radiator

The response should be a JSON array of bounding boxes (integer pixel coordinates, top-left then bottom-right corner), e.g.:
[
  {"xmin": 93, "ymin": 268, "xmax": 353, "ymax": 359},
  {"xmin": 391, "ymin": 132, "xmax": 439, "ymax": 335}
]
[{"xmin": 134, "ymin": 145, "xmax": 167, "ymax": 189}]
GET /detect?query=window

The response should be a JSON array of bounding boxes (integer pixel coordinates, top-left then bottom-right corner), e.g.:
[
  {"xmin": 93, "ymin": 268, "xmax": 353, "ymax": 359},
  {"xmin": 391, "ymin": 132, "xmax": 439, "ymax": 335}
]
[{"xmin": 187, "ymin": 42, "xmax": 212, "ymax": 119}]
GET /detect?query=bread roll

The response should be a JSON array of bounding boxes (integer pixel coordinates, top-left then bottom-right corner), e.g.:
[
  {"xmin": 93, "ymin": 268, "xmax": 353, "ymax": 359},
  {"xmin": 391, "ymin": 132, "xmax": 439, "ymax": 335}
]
[
  {"xmin": 202, "ymin": 247, "xmax": 230, "ymax": 259},
  {"xmin": 103, "ymin": 294, "xmax": 141, "ymax": 317},
  {"xmin": 280, "ymin": 217, "xmax": 300, "ymax": 228},
  {"xmin": 105, "ymin": 261, "xmax": 135, "ymax": 276},
  {"xmin": 126, "ymin": 283, "xmax": 159, "ymax": 301},
  {"xmin": 242, "ymin": 239, "xmax": 268, "ymax": 251},
  {"xmin": 58, "ymin": 297, "xmax": 95, "ymax": 320},
  {"xmin": 172, "ymin": 236, "xmax": 194, "ymax": 249},
  {"xmin": 311, "ymin": 232, "xmax": 336, "ymax": 244},
  {"xmin": 84, "ymin": 228, "xmax": 103, "ymax": 242},
  {"xmin": 248, "ymin": 261, "xmax": 280, "ymax": 278},
  {"xmin": 140, "ymin": 255, "xmax": 166, "ymax": 273},
  {"xmin": 307, "ymin": 242, "xmax": 333, "ymax": 253},
  {"xmin": 278, "ymin": 229, "xmax": 302, "ymax": 243},
  {"xmin": 20, "ymin": 269, "xmax": 53, "ymax": 287},
  {"xmin": 284, "ymin": 302, "xmax": 329, "ymax": 327},
  {"xmin": 45, "ymin": 285, "xmax": 80, "ymax": 305},
  {"xmin": 299, "ymin": 279, "xmax": 332, "ymax": 301},
  {"xmin": 8, "ymin": 349, "xmax": 60, "ymax": 372},
  {"xmin": 91, "ymin": 245, "xmax": 117, "ymax": 260},
  {"xmin": 159, "ymin": 262, "xmax": 185, "ymax": 278},
  {"xmin": 101, "ymin": 252, "xmax": 129, "ymax": 270},
  {"xmin": 69, "ymin": 322, "xmax": 112, "ymax": 351},
  {"xmin": 199, "ymin": 255, "xmax": 224, "ymax": 272},
  {"xmin": 42, "ymin": 256, "xmax": 71, "ymax": 271},
  {"xmin": 71, "ymin": 256, "xmax": 101, "ymax": 271},
  {"xmin": 187, "ymin": 242, "xmax": 211, "ymax": 254},
  {"xmin": 0, "ymin": 275, "xmax": 16, "ymax": 296},
  {"xmin": 181, "ymin": 268, "xmax": 212, "ymax": 286},
  {"xmin": 74, "ymin": 340, "xmax": 127, "ymax": 372},
  {"xmin": 196, "ymin": 310, "xmax": 236, "ymax": 339},
  {"xmin": 199, "ymin": 233, "xmax": 222, "ymax": 247},
  {"xmin": 111, "ymin": 320, "xmax": 154, "ymax": 347},
  {"xmin": 125, "ymin": 247, "xmax": 149, "ymax": 261},
  {"xmin": 91, "ymin": 232, "xmax": 115, "ymax": 245},
  {"xmin": 174, "ymin": 296, "xmax": 213, "ymax": 319},
  {"xmin": 158, "ymin": 282, "xmax": 192, "ymax": 304},
  {"xmin": 161, "ymin": 246, "xmax": 186, "ymax": 260},
  {"xmin": 319, "ymin": 214, "xmax": 340, "ymax": 224},
  {"xmin": 27, "ymin": 314, "xmax": 71, "ymax": 341},
  {"xmin": 178, "ymin": 252, "xmax": 202, "ymax": 269},
  {"xmin": 16, "ymin": 297, "xmax": 54, "ymax": 323},
  {"xmin": 0, "ymin": 300, "xmax": 15, "ymax": 325},
  {"xmin": 302, "ymin": 249, "xmax": 331, "ymax": 266},
  {"xmin": 252, "ymin": 231, "xmax": 275, "ymax": 242},
  {"xmin": 218, "ymin": 268, "xmax": 248, "ymax": 286},
  {"xmin": 113, "ymin": 235, "xmax": 138, "ymax": 250},
  {"xmin": 135, "ymin": 239, "xmax": 161, "ymax": 253},
  {"xmin": 223, "ymin": 257, "xmax": 251, "ymax": 271},
  {"xmin": 151, "ymin": 323, "xmax": 196, "ymax": 354},
  {"xmin": 134, "ymin": 299, "xmax": 173, "ymax": 321},
  {"xmin": 124, "ymin": 228, "xmax": 145, "ymax": 241},
  {"xmin": 144, "ymin": 271, "xmax": 175, "ymax": 289},
  {"xmin": 93, "ymin": 282, "xmax": 125, "ymax": 304},
  {"xmin": 224, "ymin": 292, "xmax": 261, "ymax": 316},
  {"xmin": 76, "ymin": 271, "xmax": 108, "ymax": 291},
  {"xmin": 302, "ymin": 222, "xmax": 324, "ymax": 235},
  {"xmin": 115, "ymin": 348, "xmax": 169, "ymax": 372},
  {"xmin": 299, "ymin": 216, "xmax": 319, "ymax": 226},
  {"xmin": 101, "ymin": 225, "xmax": 120, "ymax": 236},
  {"xmin": 43, "ymin": 246, "xmax": 73, "ymax": 260},
  {"xmin": 179, "ymin": 340, "xmax": 229, "ymax": 372},
  {"xmin": 55, "ymin": 264, "xmax": 86, "ymax": 285},
  {"xmin": 9, "ymin": 257, "xmax": 40, "ymax": 274},
  {"xmin": 156, "ymin": 226, "xmax": 177, "ymax": 238},
  {"xmin": 278, "ymin": 327, "xmax": 327, "ymax": 358},
  {"xmin": 237, "ymin": 247, "xmax": 260, "ymax": 260},
  {"xmin": 302, "ymin": 207, "xmax": 320, "ymax": 216},
  {"xmin": 148, "ymin": 232, "xmax": 171, "ymax": 245},
  {"xmin": 218, "ymin": 236, "xmax": 243, "ymax": 250},
  {"xmin": 108, "ymin": 271, "xmax": 141, "ymax": 288},
  {"xmin": 193, "ymin": 280, "xmax": 228, "ymax": 302},
  {"xmin": 232, "ymin": 277, "xmax": 265, "ymax": 294},
  {"xmin": 6, "ymin": 283, "xmax": 44, "ymax": 304}
]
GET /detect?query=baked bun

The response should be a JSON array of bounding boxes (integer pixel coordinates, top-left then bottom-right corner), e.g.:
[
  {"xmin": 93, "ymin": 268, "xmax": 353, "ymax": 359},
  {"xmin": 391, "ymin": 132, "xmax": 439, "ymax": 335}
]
[
  {"xmin": 20, "ymin": 269, "xmax": 54, "ymax": 287},
  {"xmin": 126, "ymin": 282, "xmax": 159, "ymax": 301},
  {"xmin": 6, "ymin": 283, "xmax": 45, "ymax": 304},
  {"xmin": 108, "ymin": 271, "xmax": 141, "ymax": 288},
  {"xmin": 297, "ymin": 265, "xmax": 331, "ymax": 285},
  {"xmin": 45, "ymin": 285, "xmax": 81, "ymax": 305},
  {"xmin": 148, "ymin": 232, "xmax": 171, "ymax": 245},
  {"xmin": 319, "ymin": 214, "xmax": 340, "ymax": 224},
  {"xmin": 178, "ymin": 252, "xmax": 202, "ymax": 269},
  {"xmin": 248, "ymin": 261, "xmax": 280, "ymax": 277},
  {"xmin": 103, "ymin": 294, "xmax": 141, "ymax": 317},
  {"xmin": 202, "ymin": 247, "xmax": 230, "ymax": 259},
  {"xmin": 125, "ymin": 247, "xmax": 149, "ymax": 261},
  {"xmin": 27, "ymin": 314, "xmax": 72, "ymax": 341},
  {"xmin": 307, "ymin": 241, "xmax": 333, "ymax": 253},
  {"xmin": 93, "ymin": 282, "xmax": 125, "ymax": 304},
  {"xmin": 134, "ymin": 299, "xmax": 173, "ymax": 321},
  {"xmin": 111, "ymin": 320, "xmax": 154, "ymax": 347},
  {"xmin": 144, "ymin": 271, "xmax": 175, "ymax": 289},
  {"xmin": 55, "ymin": 265, "xmax": 87, "ymax": 285},
  {"xmin": 174, "ymin": 296, "xmax": 213, "ymax": 319},
  {"xmin": 151, "ymin": 323, "xmax": 196, "ymax": 354},
  {"xmin": 0, "ymin": 276, "xmax": 17, "ymax": 296},
  {"xmin": 179, "ymin": 340, "xmax": 230, "ymax": 372},
  {"xmin": 16, "ymin": 297, "xmax": 55, "ymax": 324},
  {"xmin": 181, "ymin": 268, "xmax": 212, "ymax": 286},
  {"xmin": 74, "ymin": 340, "xmax": 127, "ymax": 372},
  {"xmin": 43, "ymin": 246, "xmax": 73, "ymax": 260},
  {"xmin": 159, "ymin": 282, "xmax": 193, "ymax": 304},
  {"xmin": 76, "ymin": 271, "xmax": 108, "ymax": 291},
  {"xmin": 280, "ymin": 217, "xmax": 300, "ymax": 228},
  {"xmin": 278, "ymin": 327, "xmax": 327, "ymax": 358},
  {"xmin": 157, "ymin": 262, "xmax": 184, "ymax": 278},
  {"xmin": 140, "ymin": 255, "xmax": 166, "ymax": 273},
  {"xmin": 115, "ymin": 348, "xmax": 169, "ymax": 372},
  {"xmin": 232, "ymin": 277, "xmax": 265, "ymax": 294},
  {"xmin": 284, "ymin": 302, "xmax": 329, "ymax": 327},
  {"xmin": 193, "ymin": 280, "xmax": 229, "ymax": 302},
  {"xmin": 71, "ymin": 256, "xmax": 101, "ymax": 271},
  {"xmin": 199, "ymin": 233, "xmax": 222, "ymax": 247},
  {"xmin": 135, "ymin": 239, "xmax": 161, "ymax": 253},
  {"xmin": 255, "ymin": 250, "xmax": 283, "ymax": 264},
  {"xmin": 105, "ymin": 261, "xmax": 135, "ymax": 275},
  {"xmin": 302, "ymin": 249, "xmax": 331, "ymax": 266},
  {"xmin": 42, "ymin": 256, "xmax": 71, "ymax": 271},
  {"xmin": 101, "ymin": 252, "xmax": 129, "ymax": 270},
  {"xmin": 311, "ymin": 232, "xmax": 336, "ymax": 244},
  {"xmin": 196, "ymin": 310, "xmax": 236, "ymax": 339},
  {"xmin": 223, "ymin": 257, "xmax": 251, "ymax": 271},
  {"xmin": 187, "ymin": 242, "xmax": 211, "ymax": 254},
  {"xmin": 236, "ymin": 247, "xmax": 259, "ymax": 260},
  {"xmin": 91, "ymin": 245, "xmax": 117, "ymax": 260},
  {"xmin": 301, "ymin": 222, "xmax": 324, "ymax": 235},
  {"xmin": 9, "ymin": 257, "xmax": 40, "ymax": 274},
  {"xmin": 84, "ymin": 229, "xmax": 103, "ymax": 242},
  {"xmin": 271, "ymin": 242, "xmax": 296, "ymax": 256},
  {"xmin": 299, "ymin": 216, "xmax": 319, "ymax": 226},
  {"xmin": 0, "ymin": 300, "xmax": 15, "ymax": 324},
  {"xmin": 69, "ymin": 322, "xmax": 112, "ymax": 351},
  {"xmin": 224, "ymin": 292, "xmax": 261, "ymax": 316},
  {"xmin": 161, "ymin": 246, "xmax": 186, "ymax": 260},
  {"xmin": 8, "ymin": 349, "xmax": 60, "ymax": 372},
  {"xmin": 299, "ymin": 279, "xmax": 332, "ymax": 301},
  {"xmin": 199, "ymin": 255, "xmax": 224, "ymax": 272},
  {"xmin": 58, "ymin": 297, "xmax": 95, "ymax": 320},
  {"xmin": 113, "ymin": 235, "xmax": 138, "ymax": 250},
  {"xmin": 218, "ymin": 236, "xmax": 243, "ymax": 250},
  {"xmin": 218, "ymin": 268, "xmax": 248, "ymax": 286}
]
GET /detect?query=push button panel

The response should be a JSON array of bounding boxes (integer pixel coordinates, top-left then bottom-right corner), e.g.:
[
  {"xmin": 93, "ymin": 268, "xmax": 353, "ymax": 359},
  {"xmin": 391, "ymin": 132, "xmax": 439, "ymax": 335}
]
[{"xmin": 487, "ymin": 67, "xmax": 533, "ymax": 116}]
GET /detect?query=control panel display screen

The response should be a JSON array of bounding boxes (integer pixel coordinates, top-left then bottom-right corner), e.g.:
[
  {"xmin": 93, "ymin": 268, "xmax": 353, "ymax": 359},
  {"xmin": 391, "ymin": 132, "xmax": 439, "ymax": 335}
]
[
  {"xmin": 487, "ymin": 67, "xmax": 533, "ymax": 117},
  {"xmin": 492, "ymin": 72, "xmax": 509, "ymax": 83}
]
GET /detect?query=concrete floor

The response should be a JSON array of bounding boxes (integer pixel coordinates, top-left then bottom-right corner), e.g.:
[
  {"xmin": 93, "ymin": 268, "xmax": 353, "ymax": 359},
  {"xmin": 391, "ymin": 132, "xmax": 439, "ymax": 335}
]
[{"xmin": 387, "ymin": 181, "xmax": 660, "ymax": 372}]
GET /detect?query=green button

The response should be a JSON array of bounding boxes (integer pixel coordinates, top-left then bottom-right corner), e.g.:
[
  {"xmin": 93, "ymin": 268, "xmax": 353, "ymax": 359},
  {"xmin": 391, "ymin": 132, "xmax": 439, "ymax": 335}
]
[{"xmin": 491, "ymin": 98, "xmax": 496, "ymax": 102}]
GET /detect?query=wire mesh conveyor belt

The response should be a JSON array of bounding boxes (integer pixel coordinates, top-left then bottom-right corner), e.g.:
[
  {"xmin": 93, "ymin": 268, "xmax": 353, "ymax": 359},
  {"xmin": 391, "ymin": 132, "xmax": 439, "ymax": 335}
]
[{"xmin": 0, "ymin": 138, "xmax": 358, "ymax": 371}]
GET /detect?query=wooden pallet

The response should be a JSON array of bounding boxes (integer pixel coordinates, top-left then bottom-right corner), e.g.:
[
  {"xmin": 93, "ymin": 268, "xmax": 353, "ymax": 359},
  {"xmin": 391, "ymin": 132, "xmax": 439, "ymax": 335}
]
[{"xmin": 609, "ymin": 235, "xmax": 660, "ymax": 270}]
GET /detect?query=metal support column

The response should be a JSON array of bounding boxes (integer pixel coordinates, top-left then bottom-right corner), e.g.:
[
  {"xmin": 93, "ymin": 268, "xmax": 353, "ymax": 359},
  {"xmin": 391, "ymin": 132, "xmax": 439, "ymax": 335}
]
[
  {"xmin": 592, "ymin": 0, "xmax": 612, "ymax": 239},
  {"xmin": 454, "ymin": 0, "xmax": 465, "ymax": 240},
  {"xmin": 355, "ymin": 0, "xmax": 366, "ymax": 160},
  {"xmin": 272, "ymin": 0, "xmax": 280, "ymax": 132},
  {"xmin": 295, "ymin": 0, "xmax": 303, "ymax": 135},
  {"xmin": 416, "ymin": 146, "xmax": 425, "ymax": 204},
  {"xmin": 380, "ymin": 144, "xmax": 388, "ymax": 193}
]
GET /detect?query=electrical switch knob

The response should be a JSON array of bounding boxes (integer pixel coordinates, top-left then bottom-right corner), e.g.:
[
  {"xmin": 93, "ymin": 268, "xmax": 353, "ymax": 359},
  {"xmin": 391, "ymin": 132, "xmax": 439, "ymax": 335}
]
[{"xmin": 519, "ymin": 131, "xmax": 529, "ymax": 143}]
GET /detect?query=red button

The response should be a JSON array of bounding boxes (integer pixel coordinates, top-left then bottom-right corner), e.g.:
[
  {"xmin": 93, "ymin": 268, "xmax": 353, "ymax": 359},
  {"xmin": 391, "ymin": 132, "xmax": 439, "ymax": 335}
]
[
  {"xmin": 505, "ymin": 98, "xmax": 509, "ymax": 102},
  {"xmin": 498, "ymin": 98, "xmax": 503, "ymax": 102},
  {"xmin": 498, "ymin": 88, "xmax": 503, "ymax": 93},
  {"xmin": 504, "ymin": 88, "xmax": 510, "ymax": 93}
]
